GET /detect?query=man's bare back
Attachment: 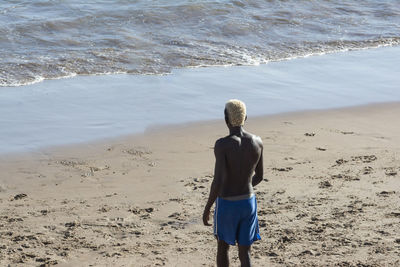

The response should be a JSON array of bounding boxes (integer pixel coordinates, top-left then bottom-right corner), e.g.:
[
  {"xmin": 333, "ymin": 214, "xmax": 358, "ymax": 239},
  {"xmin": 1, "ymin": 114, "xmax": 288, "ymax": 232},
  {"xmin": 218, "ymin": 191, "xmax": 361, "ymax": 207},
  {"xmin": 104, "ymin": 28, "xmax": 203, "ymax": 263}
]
[{"xmin": 215, "ymin": 129, "xmax": 263, "ymax": 198}]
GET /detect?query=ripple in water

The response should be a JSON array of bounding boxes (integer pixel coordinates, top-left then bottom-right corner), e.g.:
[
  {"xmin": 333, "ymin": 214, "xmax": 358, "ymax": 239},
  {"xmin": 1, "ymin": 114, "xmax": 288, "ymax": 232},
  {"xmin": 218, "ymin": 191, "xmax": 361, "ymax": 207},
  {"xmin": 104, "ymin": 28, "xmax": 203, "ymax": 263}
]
[{"xmin": 1, "ymin": 0, "xmax": 399, "ymax": 86}]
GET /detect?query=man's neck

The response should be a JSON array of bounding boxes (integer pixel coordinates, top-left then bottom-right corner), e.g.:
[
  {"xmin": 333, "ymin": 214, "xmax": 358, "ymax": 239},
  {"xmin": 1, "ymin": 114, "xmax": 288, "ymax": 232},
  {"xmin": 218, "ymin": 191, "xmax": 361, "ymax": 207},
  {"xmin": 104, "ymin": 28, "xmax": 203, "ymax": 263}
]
[{"xmin": 229, "ymin": 126, "xmax": 244, "ymax": 136}]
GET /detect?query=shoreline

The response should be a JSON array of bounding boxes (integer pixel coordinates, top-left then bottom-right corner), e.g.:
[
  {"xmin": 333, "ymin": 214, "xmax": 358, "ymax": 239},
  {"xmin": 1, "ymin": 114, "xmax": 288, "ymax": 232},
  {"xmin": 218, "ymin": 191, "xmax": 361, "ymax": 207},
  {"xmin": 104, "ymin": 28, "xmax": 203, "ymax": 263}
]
[
  {"xmin": 1, "ymin": 100, "xmax": 398, "ymax": 160},
  {"xmin": 3, "ymin": 44, "xmax": 397, "ymax": 89},
  {"xmin": 1, "ymin": 46, "xmax": 400, "ymax": 154},
  {"xmin": 1, "ymin": 102, "xmax": 399, "ymax": 266}
]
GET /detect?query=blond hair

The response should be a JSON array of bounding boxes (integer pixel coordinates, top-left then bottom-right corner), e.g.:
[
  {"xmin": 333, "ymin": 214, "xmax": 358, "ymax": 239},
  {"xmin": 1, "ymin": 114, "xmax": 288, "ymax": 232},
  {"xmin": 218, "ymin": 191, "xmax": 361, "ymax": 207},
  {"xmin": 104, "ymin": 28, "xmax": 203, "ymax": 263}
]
[{"xmin": 225, "ymin": 99, "xmax": 246, "ymax": 127}]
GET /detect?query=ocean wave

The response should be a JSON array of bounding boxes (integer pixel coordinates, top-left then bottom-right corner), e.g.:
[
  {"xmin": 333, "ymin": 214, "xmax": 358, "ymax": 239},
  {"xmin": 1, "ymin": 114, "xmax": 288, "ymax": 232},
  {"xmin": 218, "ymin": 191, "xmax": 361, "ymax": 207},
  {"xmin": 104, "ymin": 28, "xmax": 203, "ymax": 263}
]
[
  {"xmin": 2, "ymin": 39, "xmax": 399, "ymax": 88},
  {"xmin": 1, "ymin": 0, "xmax": 399, "ymax": 87}
]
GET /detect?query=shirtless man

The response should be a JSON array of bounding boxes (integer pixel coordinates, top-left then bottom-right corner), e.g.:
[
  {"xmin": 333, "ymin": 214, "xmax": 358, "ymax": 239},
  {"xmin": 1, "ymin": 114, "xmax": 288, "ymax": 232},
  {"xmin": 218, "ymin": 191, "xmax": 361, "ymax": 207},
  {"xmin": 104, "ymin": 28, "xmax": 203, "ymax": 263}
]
[{"xmin": 203, "ymin": 99, "xmax": 264, "ymax": 267}]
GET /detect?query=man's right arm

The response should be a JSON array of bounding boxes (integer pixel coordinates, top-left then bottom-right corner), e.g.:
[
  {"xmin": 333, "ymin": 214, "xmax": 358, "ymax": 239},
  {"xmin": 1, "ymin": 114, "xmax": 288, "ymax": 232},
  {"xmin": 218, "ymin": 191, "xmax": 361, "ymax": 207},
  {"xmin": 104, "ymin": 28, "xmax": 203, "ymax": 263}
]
[
  {"xmin": 203, "ymin": 139, "xmax": 224, "ymax": 226},
  {"xmin": 252, "ymin": 140, "xmax": 264, "ymax": 187}
]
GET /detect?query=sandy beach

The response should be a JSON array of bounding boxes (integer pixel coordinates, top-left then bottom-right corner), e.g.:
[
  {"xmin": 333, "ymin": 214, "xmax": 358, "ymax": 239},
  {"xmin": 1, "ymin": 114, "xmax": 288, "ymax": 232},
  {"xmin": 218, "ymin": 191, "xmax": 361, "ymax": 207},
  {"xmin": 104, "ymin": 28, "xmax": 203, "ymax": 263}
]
[
  {"xmin": 2, "ymin": 1, "xmax": 400, "ymax": 266},
  {"xmin": 0, "ymin": 102, "xmax": 399, "ymax": 266}
]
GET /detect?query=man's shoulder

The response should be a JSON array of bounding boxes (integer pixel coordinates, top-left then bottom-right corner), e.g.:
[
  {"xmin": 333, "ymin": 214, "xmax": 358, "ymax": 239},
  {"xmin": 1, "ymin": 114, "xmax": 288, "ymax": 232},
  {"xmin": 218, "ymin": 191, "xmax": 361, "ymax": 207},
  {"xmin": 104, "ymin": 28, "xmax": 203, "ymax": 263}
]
[
  {"xmin": 215, "ymin": 136, "xmax": 230, "ymax": 147},
  {"xmin": 245, "ymin": 131, "xmax": 263, "ymax": 146},
  {"xmin": 215, "ymin": 133, "xmax": 262, "ymax": 148},
  {"xmin": 214, "ymin": 136, "xmax": 236, "ymax": 150},
  {"xmin": 214, "ymin": 137, "xmax": 229, "ymax": 155}
]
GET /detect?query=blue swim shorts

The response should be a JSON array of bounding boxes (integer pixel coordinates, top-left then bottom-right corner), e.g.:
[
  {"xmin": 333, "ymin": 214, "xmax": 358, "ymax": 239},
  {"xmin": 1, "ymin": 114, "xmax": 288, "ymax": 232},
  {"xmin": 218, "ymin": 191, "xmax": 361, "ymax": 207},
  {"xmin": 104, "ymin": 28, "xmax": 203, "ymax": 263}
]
[{"xmin": 213, "ymin": 195, "xmax": 261, "ymax": 246}]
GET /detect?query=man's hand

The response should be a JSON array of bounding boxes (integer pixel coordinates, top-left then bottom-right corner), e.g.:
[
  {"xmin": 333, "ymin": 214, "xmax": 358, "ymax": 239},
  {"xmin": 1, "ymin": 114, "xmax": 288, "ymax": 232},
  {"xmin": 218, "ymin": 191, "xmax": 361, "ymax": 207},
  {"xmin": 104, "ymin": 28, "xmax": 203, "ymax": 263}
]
[{"xmin": 203, "ymin": 208, "xmax": 212, "ymax": 226}]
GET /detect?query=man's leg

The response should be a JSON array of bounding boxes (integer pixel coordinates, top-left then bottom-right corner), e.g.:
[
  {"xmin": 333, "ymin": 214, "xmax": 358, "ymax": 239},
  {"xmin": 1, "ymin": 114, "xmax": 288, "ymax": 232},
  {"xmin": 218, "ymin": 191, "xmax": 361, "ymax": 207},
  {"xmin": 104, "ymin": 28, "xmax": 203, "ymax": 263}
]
[
  {"xmin": 238, "ymin": 245, "xmax": 251, "ymax": 267},
  {"xmin": 217, "ymin": 240, "xmax": 229, "ymax": 267}
]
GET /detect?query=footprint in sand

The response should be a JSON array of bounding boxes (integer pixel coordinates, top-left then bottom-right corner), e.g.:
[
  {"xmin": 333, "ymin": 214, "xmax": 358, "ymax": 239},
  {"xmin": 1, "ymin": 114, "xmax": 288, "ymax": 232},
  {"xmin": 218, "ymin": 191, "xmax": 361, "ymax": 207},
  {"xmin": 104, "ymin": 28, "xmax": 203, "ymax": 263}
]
[
  {"xmin": 168, "ymin": 212, "xmax": 186, "ymax": 221},
  {"xmin": 12, "ymin": 193, "xmax": 27, "ymax": 201},
  {"xmin": 184, "ymin": 177, "xmax": 209, "ymax": 191},
  {"xmin": 272, "ymin": 167, "xmax": 293, "ymax": 172},
  {"xmin": 386, "ymin": 212, "xmax": 400, "ymax": 218},
  {"xmin": 384, "ymin": 168, "xmax": 397, "ymax": 176},
  {"xmin": 298, "ymin": 249, "xmax": 319, "ymax": 256},
  {"xmin": 35, "ymin": 258, "xmax": 58, "ymax": 265},
  {"xmin": 258, "ymin": 219, "xmax": 267, "ymax": 228},
  {"xmin": 319, "ymin": 181, "xmax": 332, "ymax": 188},
  {"xmin": 331, "ymin": 174, "xmax": 359, "ymax": 181},
  {"xmin": 56, "ymin": 159, "xmax": 86, "ymax": 167},
  {"xmin": 351, "ymin": 155, "xmax": 377, "ymax": 163},
  {"xmin": 341, "ymin": 131, "xmax": 354, "ymax": 135},
  {"xmin": 334, "ymin": 158, "xmax": 348, "ymax": 166},
  {"xmin": 98, "ymin": 205, "xmax": 112, "ymax": 213},
  {"xmin": 128, "ymin": 206, "xmax": 155, "ymax": 219},
  {"xmin": 295, "ymin": 213, "xmax": 308, "ymax": 220},
  {"xmin": 39, "ymin": 209, "xmax": 49, "ymax": 216},
  {"xmin": 377, "ymin": 191, "xmax": 396, "ymax": 197},
  {"xmin": 362, "ymin": 166, "xmax": 374, "ymax": 175},
  {"xmin": 123, "ymin": 146, "xmax": 152, "ymax": 157},
  {"xmin": 168, "ymin": 198, "xmax": 184, "ymax": 203}
]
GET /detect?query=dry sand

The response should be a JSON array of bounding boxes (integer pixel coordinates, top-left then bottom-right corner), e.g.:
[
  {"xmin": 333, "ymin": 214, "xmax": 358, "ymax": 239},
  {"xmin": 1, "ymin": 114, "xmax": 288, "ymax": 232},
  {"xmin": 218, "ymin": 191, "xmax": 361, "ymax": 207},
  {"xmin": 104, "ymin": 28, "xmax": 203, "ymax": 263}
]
[{"xmin": 0, "ymin": 103, "xmax": 399, "ymax": 266}]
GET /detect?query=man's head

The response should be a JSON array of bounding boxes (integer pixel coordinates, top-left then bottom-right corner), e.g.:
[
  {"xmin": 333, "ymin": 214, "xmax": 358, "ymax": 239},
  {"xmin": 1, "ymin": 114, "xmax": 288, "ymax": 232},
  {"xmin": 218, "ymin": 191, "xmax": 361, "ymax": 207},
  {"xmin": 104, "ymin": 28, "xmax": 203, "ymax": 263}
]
[{"xmin": 225, "ymin": 99, "xmax": 247, "ymax": 127}]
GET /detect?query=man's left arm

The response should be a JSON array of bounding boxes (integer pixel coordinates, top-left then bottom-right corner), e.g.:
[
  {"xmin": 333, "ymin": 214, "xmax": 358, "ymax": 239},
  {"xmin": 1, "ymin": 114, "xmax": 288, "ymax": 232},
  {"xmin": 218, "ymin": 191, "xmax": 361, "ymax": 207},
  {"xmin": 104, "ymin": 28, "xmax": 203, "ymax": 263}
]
[
  {"xmin": 252, "ymin": 139, "xmax": 264, "ymax": 187},
  {"xmin": 203, "ymin": 139, "xmax": 224, "ymax": 226}
]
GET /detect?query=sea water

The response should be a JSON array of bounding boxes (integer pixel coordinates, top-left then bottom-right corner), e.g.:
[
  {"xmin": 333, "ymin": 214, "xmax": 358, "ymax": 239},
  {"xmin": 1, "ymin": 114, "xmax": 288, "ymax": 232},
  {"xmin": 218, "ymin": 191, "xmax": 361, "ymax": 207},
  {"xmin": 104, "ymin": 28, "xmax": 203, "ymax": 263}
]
[
  {"xmin": 0, "ymin": 1, "xmax": 400, "ymax": 153},
  {"xmin": 1, "ymin": 0, "xmax": 399, "ymax": 87},
  {"xmin": 1, "ymin": 46, "xmax": 400, "ymax": 154}
]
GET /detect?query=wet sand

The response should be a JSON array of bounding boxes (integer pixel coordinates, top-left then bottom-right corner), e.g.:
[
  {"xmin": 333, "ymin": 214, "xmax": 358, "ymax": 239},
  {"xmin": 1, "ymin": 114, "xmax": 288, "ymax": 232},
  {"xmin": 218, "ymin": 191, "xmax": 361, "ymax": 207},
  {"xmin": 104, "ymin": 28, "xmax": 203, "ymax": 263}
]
[{"xmin": 0, "ymin": 103, "xmax": 400, "ymax": 266}]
